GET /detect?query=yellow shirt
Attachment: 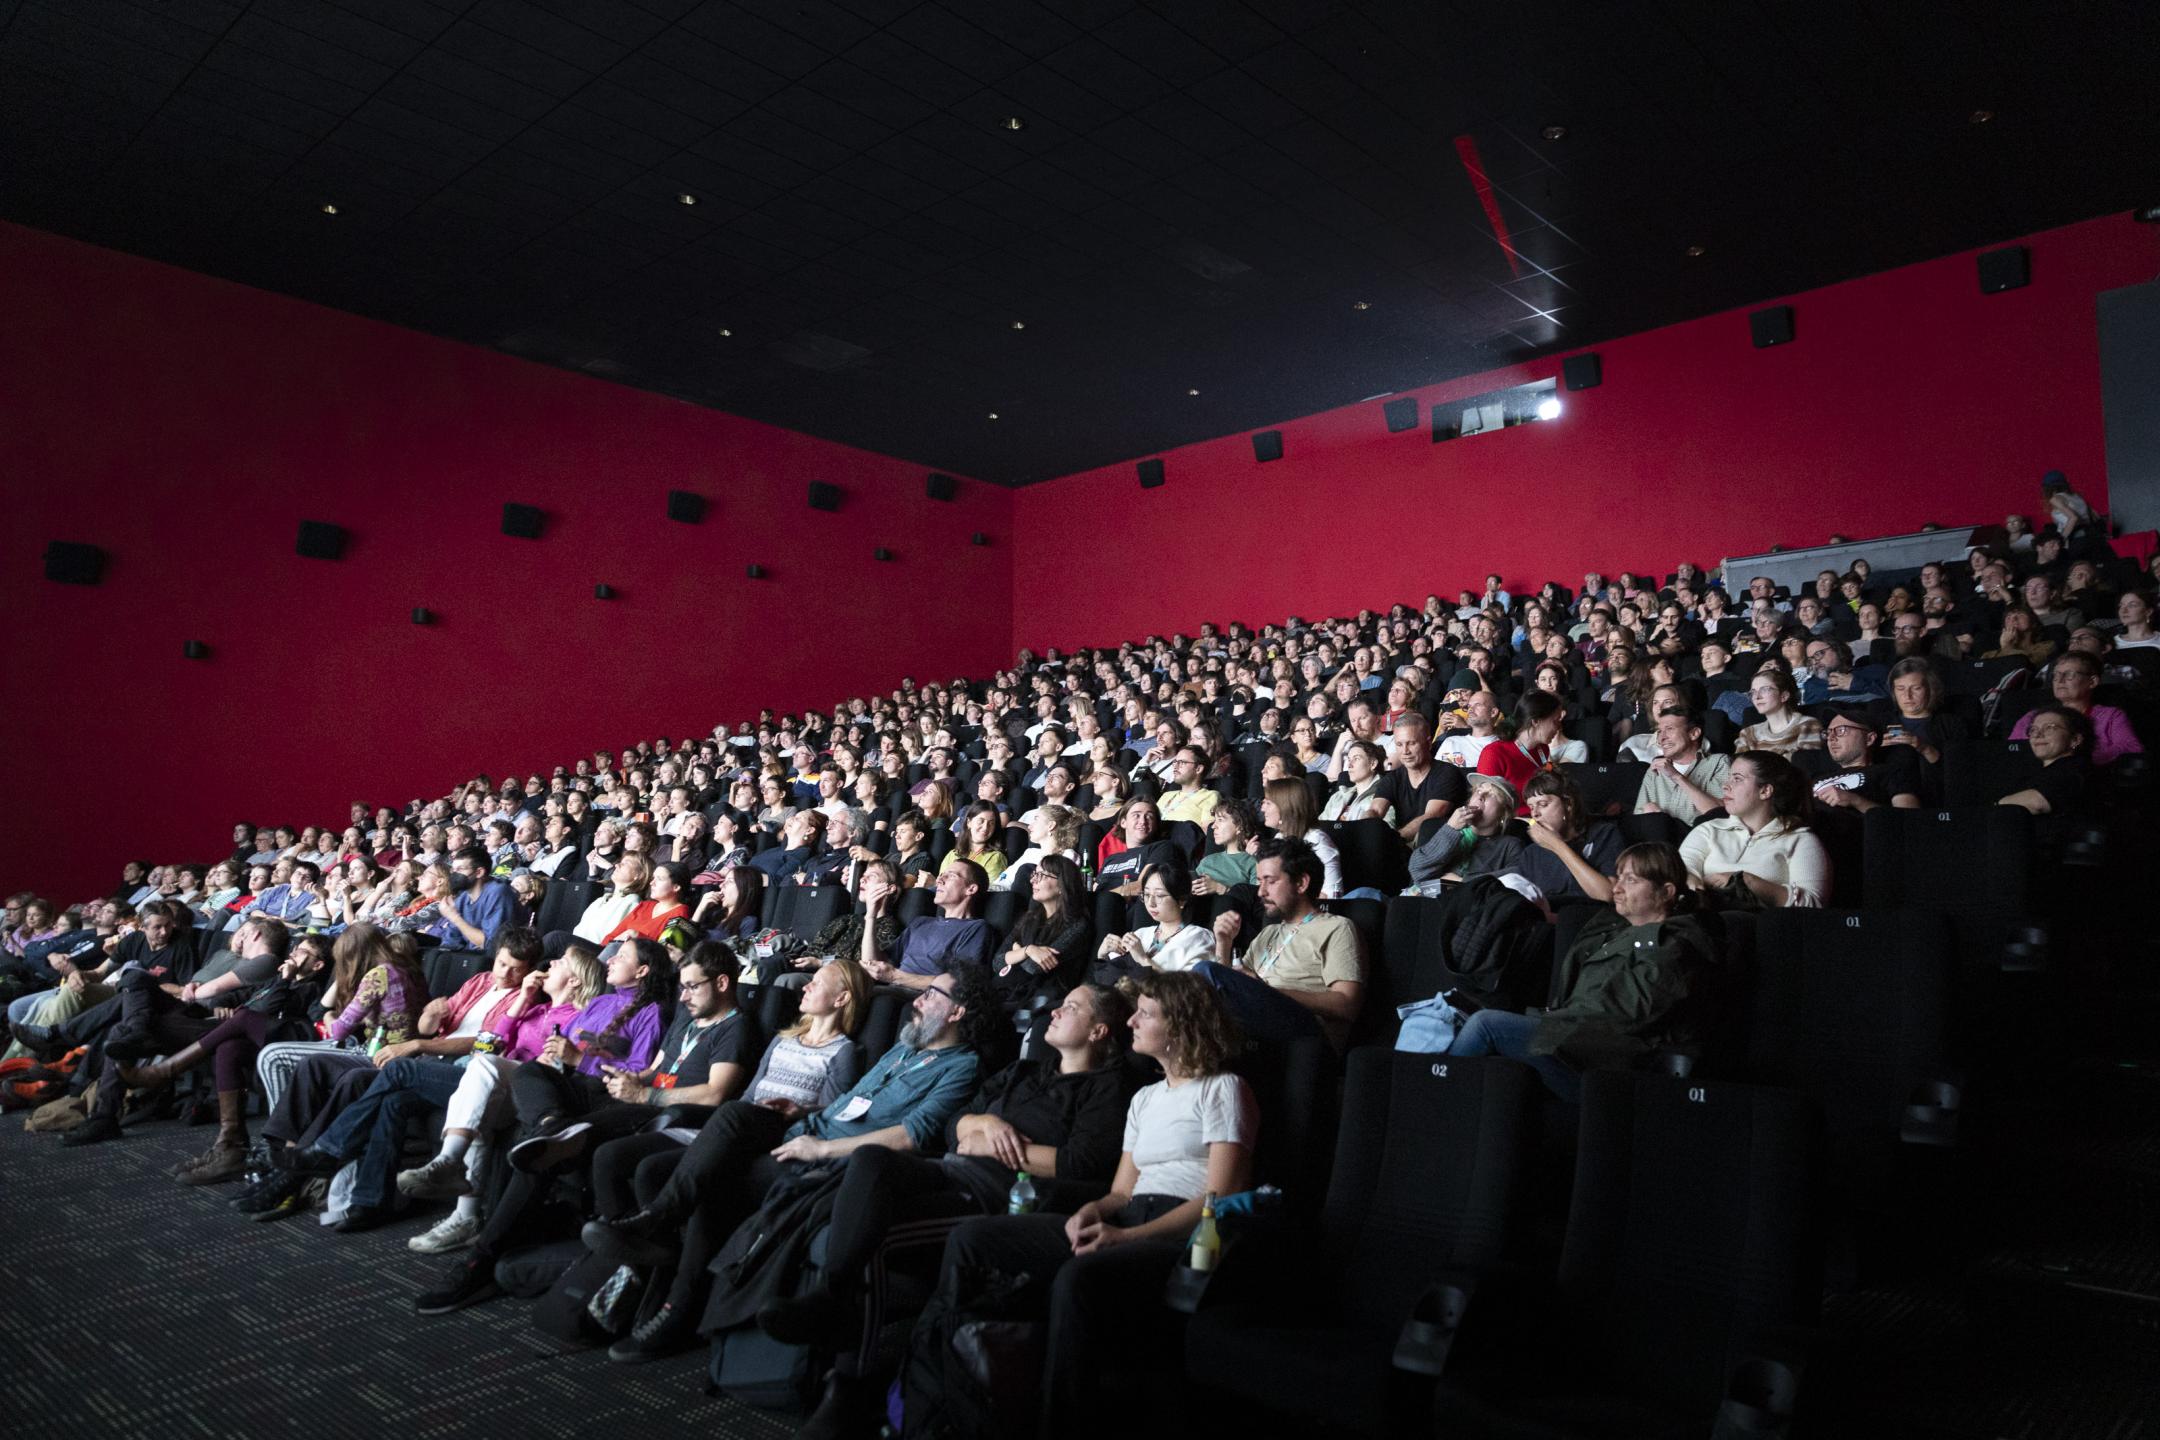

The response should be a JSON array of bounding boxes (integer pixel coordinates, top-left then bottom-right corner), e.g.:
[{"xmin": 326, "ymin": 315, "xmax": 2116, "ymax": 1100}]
[{"xmin": 1158, "ymin": 787, "xmax": 1221, "ymax": 826}]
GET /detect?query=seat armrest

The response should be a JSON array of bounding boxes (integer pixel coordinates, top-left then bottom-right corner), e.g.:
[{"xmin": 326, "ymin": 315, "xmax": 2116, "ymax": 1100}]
[
  {"xmin": 1899, "ymin": 1079, "xmax": 1961, "ymax": 1147},
  {"xmin": 648, "ymin": 1102, "xmax": 716, "ymax": 1132},
  {"xmin": 1648, "ymin": 1047, "xmax": 1698, "ymax": 1079},
  {"xmin": 2000, "ymin": 924, "xmax": 2047, "ymax": 974},
  {"xmin": 1161, "ymin": 1227, "xmax": 1295, "ymax": 1315},
  {"xmin": 1392, "ymin": 1272, "xmax": 1481, "ymax": 1377},
  {"xmin": 1711, "ymin": 1326, "xmax": 1820, "ymax": 1440}
]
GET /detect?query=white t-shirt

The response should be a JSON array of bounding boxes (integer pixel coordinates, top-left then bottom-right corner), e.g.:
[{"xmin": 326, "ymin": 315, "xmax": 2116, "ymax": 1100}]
[
  {"xmin": 1435, "ymin": 733, "xmax": 1497, "ymax": 768},
  {"xmin": 1123, "ymin": 1073, "xmax": 1259, "ymax": 1200},
  {"xmin": 449, "ymin": 987, "xmax": 510, "ymax": 1040},
  {"xmin": 1125, "ymin": 923, "xmax": 1213, "ymax": 973}
]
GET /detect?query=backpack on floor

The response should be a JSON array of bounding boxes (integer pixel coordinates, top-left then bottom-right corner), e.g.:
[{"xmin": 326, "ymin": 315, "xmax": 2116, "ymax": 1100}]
[
  {"xmin": 900, "ymin": 1261, "xmax": 1049, "ymax": 1440},
  {"xmin": 533, "ymin": 1246, "xmax": 631, "ymax": 1345}
]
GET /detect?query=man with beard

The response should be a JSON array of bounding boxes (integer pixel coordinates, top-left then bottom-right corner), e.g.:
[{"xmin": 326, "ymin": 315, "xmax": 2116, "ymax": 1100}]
[
  {"xmin": 1889, "ymin": 609, "xmax": 1960, "ymax": 688},
  {"xmin": 1201, "ymin": 837, "xmax": 1367, "ymax": 1048}
]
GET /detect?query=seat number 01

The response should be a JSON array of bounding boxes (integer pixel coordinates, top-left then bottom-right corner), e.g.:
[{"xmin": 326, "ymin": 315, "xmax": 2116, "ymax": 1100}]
[{"xmin": 1686, "ymin": 1087, "xmax": 1707, "ymax": 1103}]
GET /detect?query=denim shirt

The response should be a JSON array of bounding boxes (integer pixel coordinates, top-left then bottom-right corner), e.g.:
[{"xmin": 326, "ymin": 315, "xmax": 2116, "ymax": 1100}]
[{"xmin": 790, "ymin": 1042, "xmax": 979, "ymax": 1151}]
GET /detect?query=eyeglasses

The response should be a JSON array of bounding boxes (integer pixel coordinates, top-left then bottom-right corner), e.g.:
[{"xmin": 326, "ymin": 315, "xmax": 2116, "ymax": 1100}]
[{"xmin": 922, "ymin": 984, "xmax": 955, "ymax": 1003}]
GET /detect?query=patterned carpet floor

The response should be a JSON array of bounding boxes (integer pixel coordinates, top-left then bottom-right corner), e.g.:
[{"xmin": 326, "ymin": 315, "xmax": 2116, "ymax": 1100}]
[
  {"xmin": 8, "ymin": 1096, "xmax": 2156, "ymax": 1440},
  {"xmin": 0, "ymin": 1115, "xmax": 796, "ymax": 1440}
]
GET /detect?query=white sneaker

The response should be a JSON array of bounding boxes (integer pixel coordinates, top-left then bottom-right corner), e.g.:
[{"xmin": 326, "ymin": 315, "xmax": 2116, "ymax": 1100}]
[
  {"xmin": 397, "ymin": 1153, "xmax": 474, "ymax": 1200},
  {"xmin": 407, "ymin": 1211, "xmax": 483, "ymax": 1254}
]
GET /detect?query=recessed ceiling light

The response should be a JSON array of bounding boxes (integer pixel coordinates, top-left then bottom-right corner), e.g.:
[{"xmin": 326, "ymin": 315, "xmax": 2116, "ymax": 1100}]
[
  {"xmin": 1352, "ymin": 300, "xmax": 1371, "ymax": 311},
  {"xmin": 987, "ymin": 412, "xmax": 999, "ymax": 420},
  {"xmin": 1685, "ymin": 244, "xmax": 1706, "ymax": 258},
  {"xmin": 1010, "ymin": 320, "xmax": 1026, "ymax": 330},
  {"xmin": 677, "ymin": 192, "xmax": 698, "ymax": 205},
  {"xmin": 1187, "ymin": 388, "xmax": 1200, "ymax": 396},
  {"xmin": 1003, "ymin": 116, "xmax": 1025, "ymax": 131},
  {"xmin": 319, "ymin": 203, "xmax": 339, "ymax": 216},
  {"xmin": 718, "ymin": 328, "xmax": 732, "ymax": 337},
  {"xmin": 1969, "ymin": 109, "xmax": 1995, "ymax": 125},
  {"xmin": 1541, "ymin": 125, "xmax": 1567, "ymax": 141}
]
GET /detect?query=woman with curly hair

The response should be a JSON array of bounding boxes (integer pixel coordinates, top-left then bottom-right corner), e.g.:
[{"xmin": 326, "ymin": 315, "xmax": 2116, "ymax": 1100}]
[{"xmin": 919, "ymin": 969, "xmax": 1256, "ymax": 1440}]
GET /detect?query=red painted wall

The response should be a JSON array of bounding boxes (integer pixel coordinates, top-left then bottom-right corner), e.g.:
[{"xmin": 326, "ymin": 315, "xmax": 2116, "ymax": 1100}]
[
  {"xmin": 1013, "ymin": 212, "xmax": 2160, "ymax": 651},
  {"xmin": 0, "ymin": 222, "xmax": 1011, "ymax": 902}
]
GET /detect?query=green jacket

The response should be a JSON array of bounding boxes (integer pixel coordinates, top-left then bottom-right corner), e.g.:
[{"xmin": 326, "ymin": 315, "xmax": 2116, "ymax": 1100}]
[{"xmin": 1530, "ymin": 909, "xmax": 1716, "ymax": 1071}]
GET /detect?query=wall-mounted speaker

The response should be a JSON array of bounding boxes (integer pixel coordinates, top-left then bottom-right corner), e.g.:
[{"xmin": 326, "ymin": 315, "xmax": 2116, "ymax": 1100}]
[
  {"xmin": 411, "ymin": 607, "xmax": 434, "ymax": 625},
  {"xmin": 1561, "ymin": 353, "xmax": 1602, "ymax": 390},
  {"xmin": 1978, "ymin": 246, "xmax": 2030, "ymax": 294},
  {"xmin": 296, "ymin": 520, "xmax": 348, "ymax": 560},
  {"xmin": 807, "ymin": 482, "xmax": 842, "ymax": 512},
  {"xmin": 183, "ymin": 640, "xmax": 210, "ymax": 660},
  {"xmin": 1251, "ymin": 430, "xmax": 1284, "ymax": 463},
  {"xmin": 1137, "ymin": 458, "xmax": 1166, "ymax": 489},
  {"xmin": 745, "ymin": 564, "xmax": 766, "ymax": 579},
  {"xmin": 971, "ymin": 532, "xmax": 990, "ymax": 546},
  {"xmin": 665, "ymin": 490, "xmax": 705, "ymax": 524},
  {"xmin": 1750, "ymin": 306, "xmax": 1795, "ymax": 348},
  {"xmin": 874, "ymin": 548, "xmax": 893, "ymax": 561},
  {"xmin": 594, "ymin": 583, "xmax": 615, "ymax": 599},
  {"xmin": 926, "ymin": 472, "xmax": 957, "ymax": 501},
  {"xmin": 1382, "ymin": 396, "xmax": 1419, "ymax": 433},
  {"xmin": 42, "ymin": 541, "xmax": 105, "ymax": 585},
  {"xmin": 502, "ymin": 503, "xmax": 544, "ymax": 539}
]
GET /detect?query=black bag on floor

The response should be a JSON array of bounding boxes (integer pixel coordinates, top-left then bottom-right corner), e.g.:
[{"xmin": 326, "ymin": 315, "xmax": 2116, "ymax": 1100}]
[
  {"xmin": 700, "ymin": 1166, "xmax": 848, "ymax": 1411},
  {"xmin": 531, "ymin": 1246, "xmax": 636, "ymax": 1344},
  {"xmin": 494, "ymin": 1237, "xmax": 586, "ymax": 1300},
  {"xmin": 901, "ymin": 1263, "xmax": 1049, "ymax": 1440}
]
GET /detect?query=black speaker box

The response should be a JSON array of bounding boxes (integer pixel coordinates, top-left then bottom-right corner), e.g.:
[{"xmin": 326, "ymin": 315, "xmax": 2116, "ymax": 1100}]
[
  {"xmin": 1978, "ymin": 246, "xmax": 2030, "ymax": 294},
  {"xmin": 926, "ymin": 472, "xmax": 957, "ymax": 502},
  {"xmin": 746, "ymin": 564, "xmax": 766, "ymax": 579},
  {"xmin": 1382, "ymin": 396, "xmax": 1419, "ymax": 433},
  {"xmin": 1562, "ymin": 353, "xmax": 1602, "ymax": 390},
  {"xmin": 183, "ymin": 640, "xmax": 210, "ymax": 660},
  {"xmin": 296, "ymin": 520, "xmax": 347, "ymax": 560},
  {"xmin": 42, "ymin": 541, "xmax": 105, "ymax": 585},
  {"xmin": 1750, "ymin": 306, "xmax": 1795, "ymax": 348},
  {"xmin": 501, "ymin": 503, "xmax": 544, "ymax": 539},
  {"xmin": 411, "ymin": 607, "xmax": 434, "ymax": 625},
  {"xmin": 665, "ymin": 490, "xmax": 705, "ymax": 524},
  {"xmin": 594, "ymin": 584, "xmax": 615, "ymax": 599},
  {"xmin": 1251, "ymin": 430, "xmax": 1284, "ymax": 463},
  {"xmin": 874, "ymin": 548, "xmax": 893, "ymax": 561},
  {"xmin": 807, "ymin": 482, "xmax": 842, "ymax": 512},
  {"xmin": 1137, "ymin": 458, "xmax": 1166, "ymax": 489},
  {"xmin": 971, "ymin": 532, "xmax": 990, "ymax": 546}
]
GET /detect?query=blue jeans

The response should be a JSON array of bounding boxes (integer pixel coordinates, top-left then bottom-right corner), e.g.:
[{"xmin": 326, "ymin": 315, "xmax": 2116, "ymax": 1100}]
[
  {"xmin": 314, "ymin": 1056, "xmax": 467, "ymax": 1208},
  {"xmin": 1193, "ymin": 961, "xmax": 1321, "ymax": 1045},
  {"xmin": 1448, "ymin": 1009, "xmax": 1581, "ymax": 1103}
]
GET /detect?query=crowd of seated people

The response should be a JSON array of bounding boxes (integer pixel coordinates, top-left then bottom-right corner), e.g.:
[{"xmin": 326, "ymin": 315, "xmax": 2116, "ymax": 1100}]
[{"xmin": 5, "ymin": 484, "xmax": 2153, "ymax": 1439}]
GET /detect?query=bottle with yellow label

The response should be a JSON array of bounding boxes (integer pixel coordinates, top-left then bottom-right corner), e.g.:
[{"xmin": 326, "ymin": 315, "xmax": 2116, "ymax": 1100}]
[{"xmin": 1189, "ymin": 1191, "xmax": 1221, "ymax": 1273}]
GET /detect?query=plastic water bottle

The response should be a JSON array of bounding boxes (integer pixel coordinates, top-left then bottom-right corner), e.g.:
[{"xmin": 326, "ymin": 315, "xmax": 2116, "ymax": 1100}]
[
  {"xmin": 1189, "ymin": 1191, "xmax": 1221, "ymax": 1273},
  {"xmin": 1007, "ymin": 1170, "xmax": 1038, "ymax": 1215}
]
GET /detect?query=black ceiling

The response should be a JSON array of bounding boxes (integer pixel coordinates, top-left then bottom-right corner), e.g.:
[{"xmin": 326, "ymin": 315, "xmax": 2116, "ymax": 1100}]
[{"xmin": 4, "ymin": 1, "xmax": 2156, "ymax": 485}]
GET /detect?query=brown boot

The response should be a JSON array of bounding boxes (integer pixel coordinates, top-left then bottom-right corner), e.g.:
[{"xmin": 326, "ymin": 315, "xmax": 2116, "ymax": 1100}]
[
  {"xmin": 118, "ymin": 1041, "xmax": 207, "ymax": 1091},
  {"xmin": 179, "ymin": 1091, "xmax": 249, "ymax": 1185}
]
